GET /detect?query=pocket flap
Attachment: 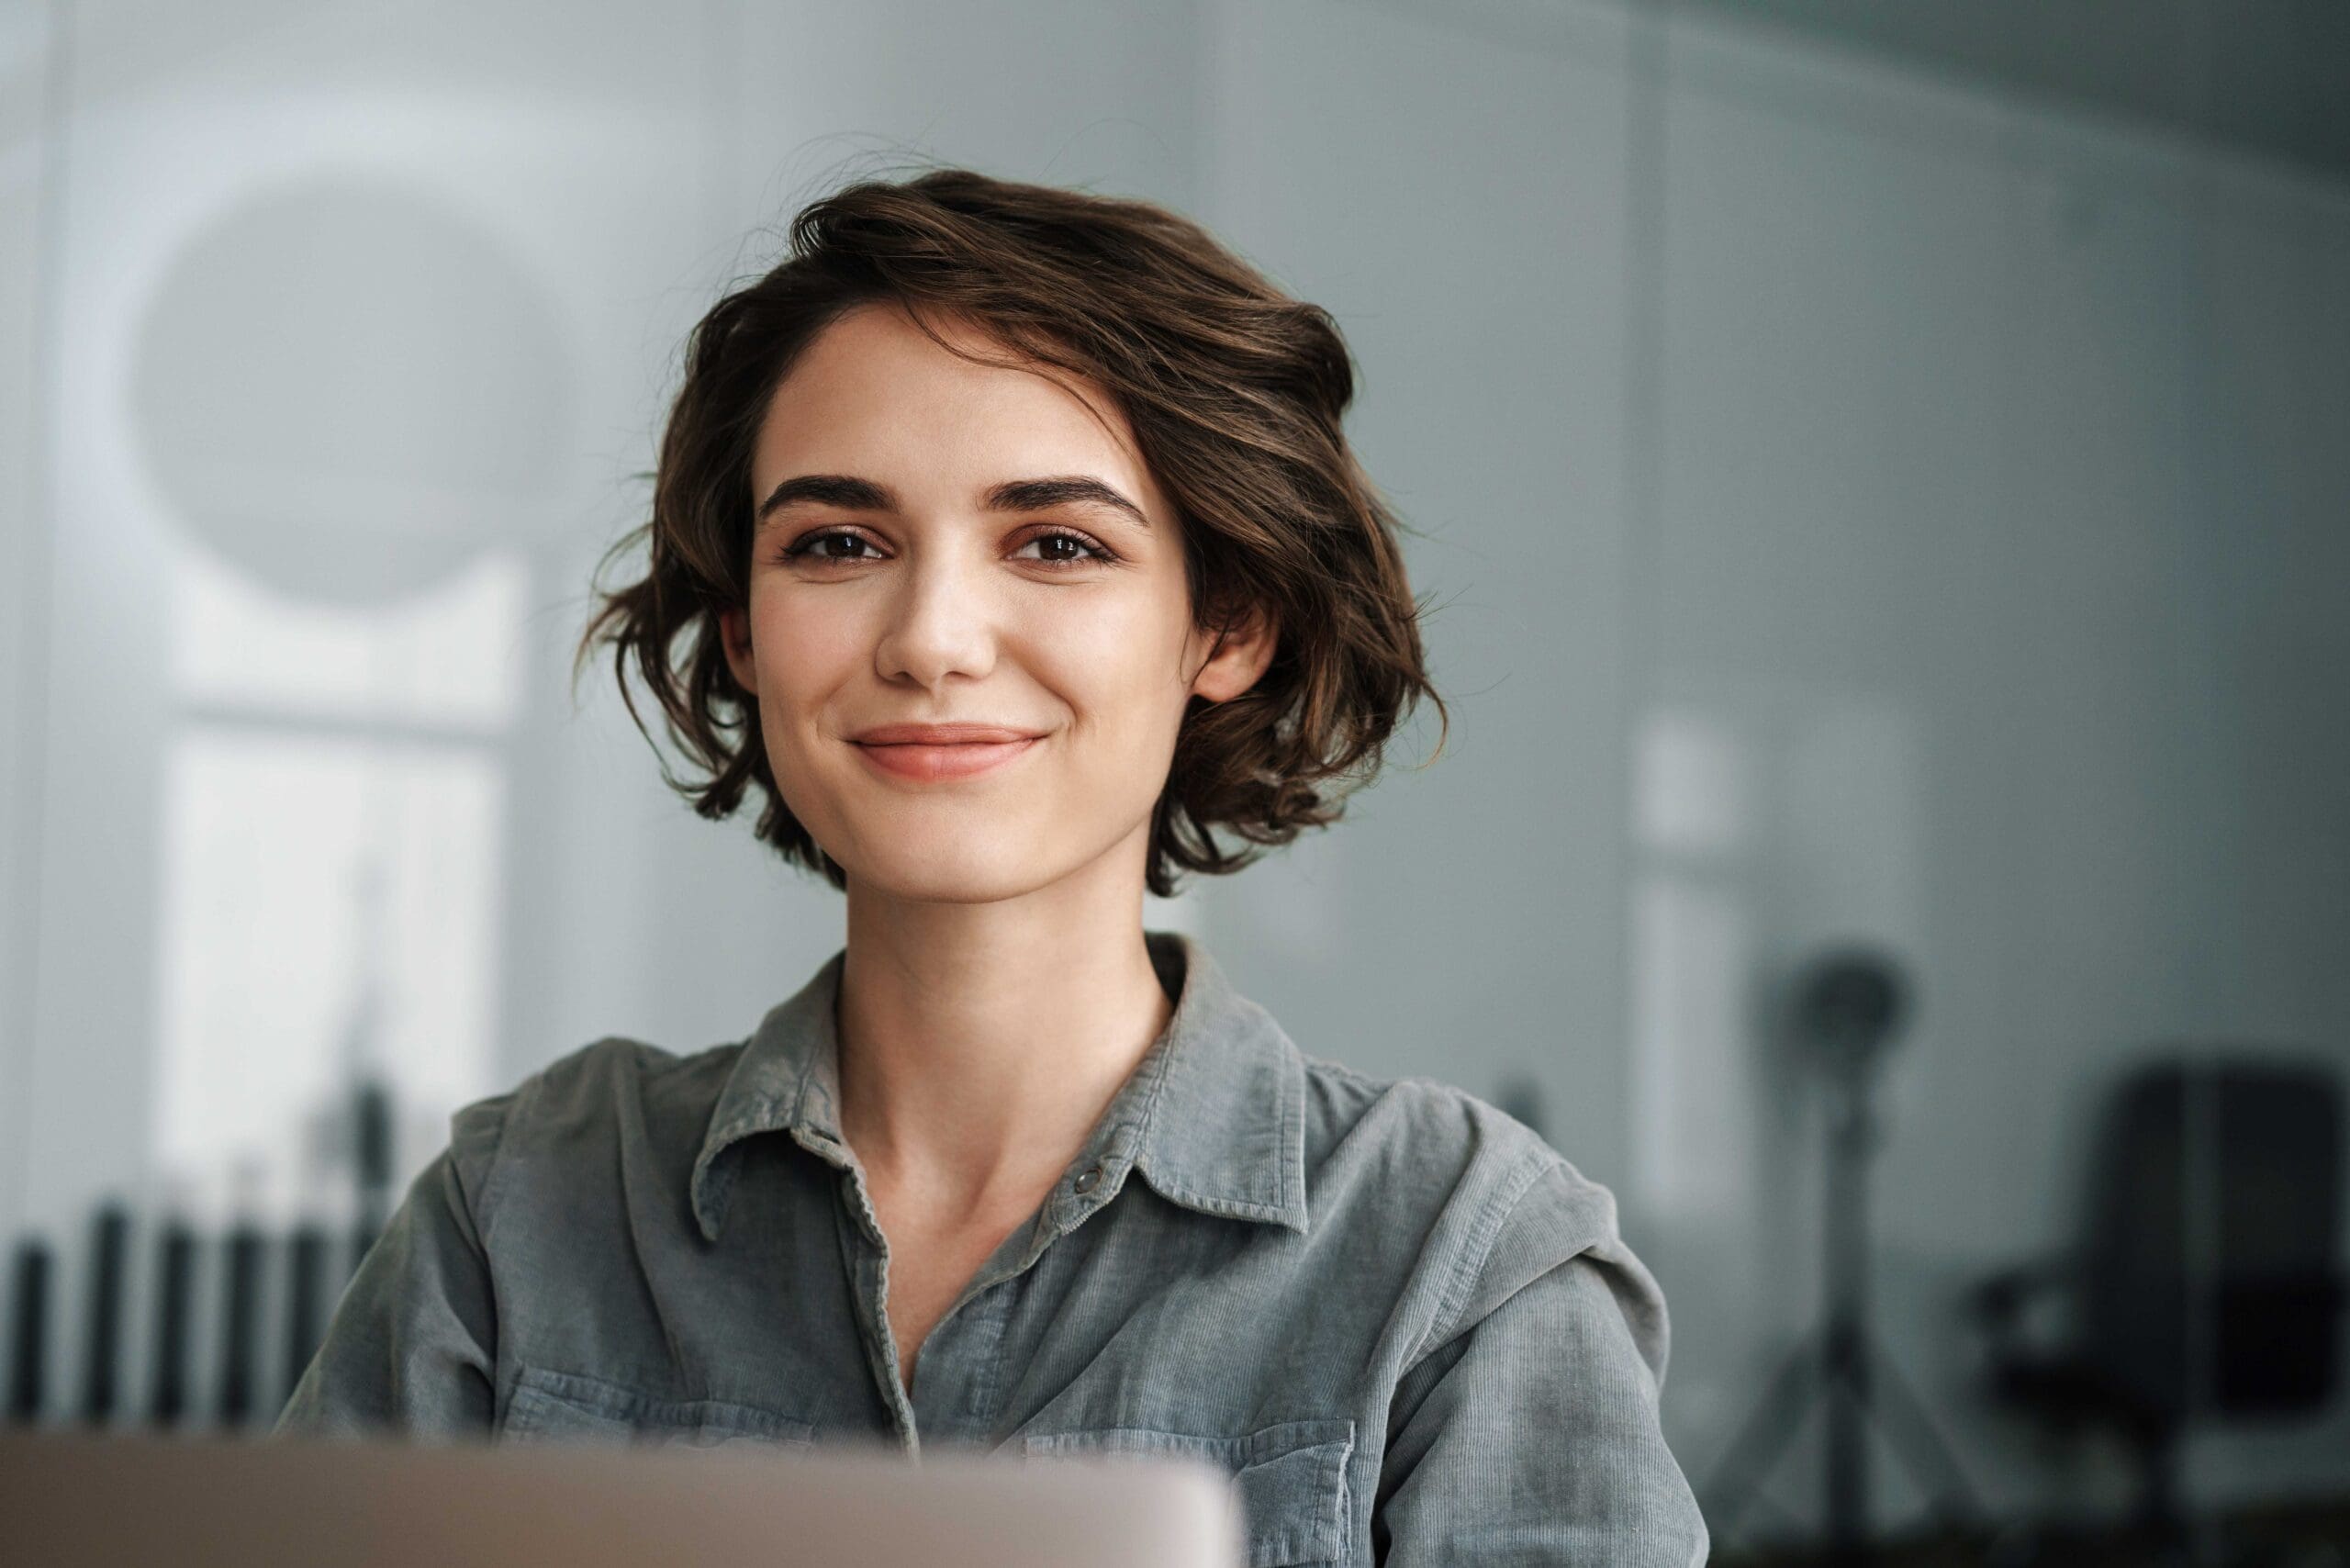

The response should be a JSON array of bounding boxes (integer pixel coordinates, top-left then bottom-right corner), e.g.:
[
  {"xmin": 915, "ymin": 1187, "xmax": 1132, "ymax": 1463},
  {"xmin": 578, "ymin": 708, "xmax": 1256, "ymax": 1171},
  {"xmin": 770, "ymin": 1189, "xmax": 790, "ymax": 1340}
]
[
  {"xmin": 1231, "ymin": 1424, "xmax": 1354, "ymax": 1566},
  {"xmin": 500, "ymin": 1365, "xmax": 816, "ymax": 1450},
  {"xmin": 1020, "ymin": 1417, "xmax": 1354, "ymax": 1566}
]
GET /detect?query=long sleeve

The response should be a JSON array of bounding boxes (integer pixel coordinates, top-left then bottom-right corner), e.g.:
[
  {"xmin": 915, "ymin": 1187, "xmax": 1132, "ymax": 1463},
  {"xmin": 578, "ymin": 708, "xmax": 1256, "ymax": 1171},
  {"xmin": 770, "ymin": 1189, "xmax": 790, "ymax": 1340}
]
[
  {"xmin": 274, "ymin": 1094, "xmax": 510, "ymax": 1439},
  {"xmin": 1373, "ymin": 1159, "xmax": 1708, "ymax": 1565}
]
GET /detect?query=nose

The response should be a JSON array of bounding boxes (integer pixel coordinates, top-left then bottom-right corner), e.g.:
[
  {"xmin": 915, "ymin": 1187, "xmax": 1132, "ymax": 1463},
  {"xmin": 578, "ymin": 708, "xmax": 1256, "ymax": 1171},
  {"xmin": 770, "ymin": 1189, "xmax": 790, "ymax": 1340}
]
[{"xmin": 869, "ymin": 543, "xmax": 1002, "ymax": 693}]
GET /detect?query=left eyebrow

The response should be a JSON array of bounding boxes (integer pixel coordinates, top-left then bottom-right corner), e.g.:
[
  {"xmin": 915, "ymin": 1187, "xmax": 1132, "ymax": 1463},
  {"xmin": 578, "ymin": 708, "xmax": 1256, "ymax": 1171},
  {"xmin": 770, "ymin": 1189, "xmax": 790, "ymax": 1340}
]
[{"xmin": 755, "ymin": 473, "xmax": 1151, "ymax": 531}]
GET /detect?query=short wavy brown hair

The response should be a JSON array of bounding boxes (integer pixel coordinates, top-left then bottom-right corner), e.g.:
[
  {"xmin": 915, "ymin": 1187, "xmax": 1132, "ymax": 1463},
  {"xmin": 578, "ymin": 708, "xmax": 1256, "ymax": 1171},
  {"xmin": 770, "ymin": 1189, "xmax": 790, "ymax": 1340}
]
[{"xmin": 576, "ymin": 162, "xmax": 1448, "ymax": 899}]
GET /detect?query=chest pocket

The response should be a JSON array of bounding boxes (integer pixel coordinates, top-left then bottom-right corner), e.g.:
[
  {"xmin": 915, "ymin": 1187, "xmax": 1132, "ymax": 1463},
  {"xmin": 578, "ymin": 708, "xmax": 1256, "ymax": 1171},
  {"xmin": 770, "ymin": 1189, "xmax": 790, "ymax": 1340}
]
[
  {"xmin": 498, "ymin": 1365, "xmax": 817, "ymax": 1451},
  {"xmin": 1019, "ymin": 1417, "xmax": 1355, "ymax": 1567}
]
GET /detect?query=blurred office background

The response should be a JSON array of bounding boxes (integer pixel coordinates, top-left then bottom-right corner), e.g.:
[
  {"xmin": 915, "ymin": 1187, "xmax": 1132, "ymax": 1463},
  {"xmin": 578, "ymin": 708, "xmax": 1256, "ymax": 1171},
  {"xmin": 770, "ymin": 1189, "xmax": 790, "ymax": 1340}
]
[{"xmin": 2, "ymin": 0, "xmax": 2346, "ymax": 1562}]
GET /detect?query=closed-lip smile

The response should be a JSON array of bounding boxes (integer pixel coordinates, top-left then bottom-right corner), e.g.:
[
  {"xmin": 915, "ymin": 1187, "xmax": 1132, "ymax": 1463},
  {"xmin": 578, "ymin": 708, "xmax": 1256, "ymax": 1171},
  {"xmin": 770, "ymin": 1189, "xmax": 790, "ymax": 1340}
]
[
  {"xmin": 849, "ymin": 722, "xmax": 1046, "ymax": 782},
  {"xmin": 851, "ymin": 722, "xmax": 1045, "ymax": 745}
]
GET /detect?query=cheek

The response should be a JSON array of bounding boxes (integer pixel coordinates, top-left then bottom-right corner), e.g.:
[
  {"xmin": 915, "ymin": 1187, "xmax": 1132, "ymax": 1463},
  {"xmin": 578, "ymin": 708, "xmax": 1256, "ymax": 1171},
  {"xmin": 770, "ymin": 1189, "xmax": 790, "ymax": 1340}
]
[
  {"xmin": 1046, "ymin": 610, "xmax": 1193, "ymax": 747},
  {"xmin": 751, "ymin": 596, "xmax": 859, "ymax": 703}
]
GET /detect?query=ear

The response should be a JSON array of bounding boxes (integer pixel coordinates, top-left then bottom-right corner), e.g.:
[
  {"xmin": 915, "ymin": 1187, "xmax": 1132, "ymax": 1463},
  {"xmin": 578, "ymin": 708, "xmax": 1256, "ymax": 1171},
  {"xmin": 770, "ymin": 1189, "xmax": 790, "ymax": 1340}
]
[
  {"xmin": 1189, "ymin": 602, "xmax": 1279, "ymax": 703},
  {"xmin": 719, "ymin": 606, "xmax": 758, "ymax": 696}
]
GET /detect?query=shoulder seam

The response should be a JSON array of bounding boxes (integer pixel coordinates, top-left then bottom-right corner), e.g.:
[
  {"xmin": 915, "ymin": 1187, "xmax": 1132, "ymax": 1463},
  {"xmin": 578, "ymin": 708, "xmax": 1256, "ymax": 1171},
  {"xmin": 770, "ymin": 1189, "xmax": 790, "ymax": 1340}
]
[
  {"xmin": 1303, "ymin": 1057, "xmax": 1430, "ymax": 1111},
  {"xmin": 1297, "ymin": 1052, "xmax": 1387, "ymax": 1089},
  {"xmin": 464, "ymin": 1035, "xmax": 649, "ymax": 1238},
  {"xmin": 1410, "ymin": 1149, "xmax": 1570, "ymax": 1364},
  {"xmin": 551, "ymin": 1034, "xmax": 683, "ymax": 1079}
]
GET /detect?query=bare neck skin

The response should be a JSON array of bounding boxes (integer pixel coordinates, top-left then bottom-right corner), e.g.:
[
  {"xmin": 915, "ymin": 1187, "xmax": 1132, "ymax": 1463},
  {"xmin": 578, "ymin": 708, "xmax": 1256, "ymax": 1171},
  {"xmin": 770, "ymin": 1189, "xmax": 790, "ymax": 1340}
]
[
  {"xmin": 831, "ymin": 826, "xmax": 1176, "ymax": 1385},
  {"xmin": 834, "ymin": 842, "xmax": 1173, "ymax": 1208}
]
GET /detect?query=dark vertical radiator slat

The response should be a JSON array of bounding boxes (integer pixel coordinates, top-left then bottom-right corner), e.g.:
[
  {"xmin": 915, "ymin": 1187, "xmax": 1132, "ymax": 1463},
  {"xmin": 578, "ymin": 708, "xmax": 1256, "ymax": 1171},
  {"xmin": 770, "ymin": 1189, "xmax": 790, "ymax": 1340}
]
[
  {"xmin": 148, "ymin": 1220, "xmax": 196, "ymax": 1428},
  {"xmin": 281, "ymin": 1224, "xmax": 330, "ymax": 1408},
  {"xmin": 6, "ymin": 1238, "xmax": 52, "ymax": 1423},
  {"xmin": 79, "ymin": 1204, "xmax": 129, "ymax": 1424},
  {"xmin": 215, "ymin": 1221, "xmax": 266, "ymax": 1427},
  {"xmin": 351, "ymin": 1078, "xmax": 394, "ymax": 1271}
]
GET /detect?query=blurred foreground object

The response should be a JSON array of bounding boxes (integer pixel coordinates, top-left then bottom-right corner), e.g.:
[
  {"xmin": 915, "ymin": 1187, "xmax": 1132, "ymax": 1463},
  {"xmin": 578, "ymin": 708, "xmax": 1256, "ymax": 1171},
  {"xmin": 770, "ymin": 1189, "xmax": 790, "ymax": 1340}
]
[
  {"xmin": 1971, "ymin": 1055, "xmax": 2346, "ymax": 1568},
  {"xmin": 0, "ymin": 1429, "xmax": 1244, "ymax": 1568}
]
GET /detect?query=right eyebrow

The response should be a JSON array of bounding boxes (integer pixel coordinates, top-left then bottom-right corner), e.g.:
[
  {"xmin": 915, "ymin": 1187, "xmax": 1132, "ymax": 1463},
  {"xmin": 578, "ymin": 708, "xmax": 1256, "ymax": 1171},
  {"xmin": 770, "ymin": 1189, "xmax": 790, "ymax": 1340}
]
[{"xmin": 756, "ymin": 474, "xmax": 900, "ymax": 522}]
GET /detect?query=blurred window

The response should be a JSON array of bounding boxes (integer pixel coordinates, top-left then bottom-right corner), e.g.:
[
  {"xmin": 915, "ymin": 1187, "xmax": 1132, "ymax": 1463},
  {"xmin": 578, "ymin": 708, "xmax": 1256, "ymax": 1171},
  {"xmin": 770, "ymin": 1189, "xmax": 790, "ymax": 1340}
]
[{"xmin": 151, "ymin": 544, "xmax": 522, "ymax": 1220}]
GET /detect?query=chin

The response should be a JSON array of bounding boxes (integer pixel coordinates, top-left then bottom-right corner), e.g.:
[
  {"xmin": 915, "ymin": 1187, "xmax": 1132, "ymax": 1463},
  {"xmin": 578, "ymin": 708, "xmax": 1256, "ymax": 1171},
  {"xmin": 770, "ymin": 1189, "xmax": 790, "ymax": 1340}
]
[{"xmin": 840, "ymin": 834, "xmax": 1064, "ymax": 905}]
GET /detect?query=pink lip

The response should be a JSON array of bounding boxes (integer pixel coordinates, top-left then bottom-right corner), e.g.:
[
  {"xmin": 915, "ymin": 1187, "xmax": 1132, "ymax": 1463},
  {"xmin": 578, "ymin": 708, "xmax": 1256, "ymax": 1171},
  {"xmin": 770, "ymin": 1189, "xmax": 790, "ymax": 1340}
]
[
  {"xmin": 853, "ymin": 722, "xmax": 1042, "ymax": 745},
  {"xmin": 852, "ymin": 734, "xmax": 1042, "ymax": 781}
]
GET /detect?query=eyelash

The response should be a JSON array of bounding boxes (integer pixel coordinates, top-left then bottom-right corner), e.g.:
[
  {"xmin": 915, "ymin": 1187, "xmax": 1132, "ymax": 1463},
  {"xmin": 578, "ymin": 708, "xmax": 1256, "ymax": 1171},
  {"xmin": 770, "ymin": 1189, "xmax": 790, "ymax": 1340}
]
[{"xmin": 778, "ymin": 527, "xmax": 1118, "ymax": 570}]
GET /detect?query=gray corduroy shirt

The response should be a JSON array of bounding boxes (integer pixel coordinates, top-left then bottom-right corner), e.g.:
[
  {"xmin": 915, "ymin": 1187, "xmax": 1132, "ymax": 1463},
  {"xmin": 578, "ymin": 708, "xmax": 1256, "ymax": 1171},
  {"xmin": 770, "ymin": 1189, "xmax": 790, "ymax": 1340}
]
[{"xmin": 278, "ymin": 928, "xmax": 1707, "ymax": 1565}]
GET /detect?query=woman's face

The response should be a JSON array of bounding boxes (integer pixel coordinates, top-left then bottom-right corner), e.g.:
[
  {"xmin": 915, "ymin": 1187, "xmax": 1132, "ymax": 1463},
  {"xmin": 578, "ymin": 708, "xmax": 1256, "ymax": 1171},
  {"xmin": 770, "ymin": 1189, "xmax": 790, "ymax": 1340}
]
[{"xmin": 721, "ymin": 300, "xmax": 1275, "ymax": 905}]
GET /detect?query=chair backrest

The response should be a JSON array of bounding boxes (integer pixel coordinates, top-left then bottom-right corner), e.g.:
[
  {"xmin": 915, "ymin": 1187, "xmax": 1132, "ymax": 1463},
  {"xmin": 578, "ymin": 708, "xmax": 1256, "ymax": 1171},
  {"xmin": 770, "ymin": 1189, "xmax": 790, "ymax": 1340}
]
[{"xmin": 2076, "ymin": 1055, "xmax": 2343, "ymax": 1422}]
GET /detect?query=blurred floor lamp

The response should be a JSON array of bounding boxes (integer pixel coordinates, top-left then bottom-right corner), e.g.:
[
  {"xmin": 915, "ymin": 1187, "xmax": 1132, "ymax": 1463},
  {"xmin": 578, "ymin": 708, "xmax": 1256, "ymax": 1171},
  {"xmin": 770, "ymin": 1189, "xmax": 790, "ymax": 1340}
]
[{"xmin": 1702, "ymin": 946, "xmax": 1981, "ymax": 1564}]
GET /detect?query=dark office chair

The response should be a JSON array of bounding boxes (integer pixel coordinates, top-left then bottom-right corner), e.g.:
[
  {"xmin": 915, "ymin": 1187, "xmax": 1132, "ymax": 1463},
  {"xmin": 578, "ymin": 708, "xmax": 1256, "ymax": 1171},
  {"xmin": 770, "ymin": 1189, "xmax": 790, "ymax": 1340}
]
[{"xmin": 1972, "ymin": 1055, "xmax": 2345, "ymax": 1562}]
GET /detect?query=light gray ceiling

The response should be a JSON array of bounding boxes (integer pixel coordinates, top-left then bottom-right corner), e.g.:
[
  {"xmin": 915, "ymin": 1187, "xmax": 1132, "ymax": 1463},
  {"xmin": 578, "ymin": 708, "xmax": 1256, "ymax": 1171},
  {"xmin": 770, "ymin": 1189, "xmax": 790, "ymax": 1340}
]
[{"xmin": 1660, "ymin": 0, "xmax": 2350, "ymax": 185}]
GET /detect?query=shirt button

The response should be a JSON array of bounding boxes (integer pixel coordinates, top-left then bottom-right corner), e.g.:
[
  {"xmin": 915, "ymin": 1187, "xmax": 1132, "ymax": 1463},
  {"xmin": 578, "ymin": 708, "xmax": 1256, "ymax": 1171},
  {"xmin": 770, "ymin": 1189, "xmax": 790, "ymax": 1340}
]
[{"xmin": 1072, "ymin": 1164, "xmax": 1103, "ymax": 1195}]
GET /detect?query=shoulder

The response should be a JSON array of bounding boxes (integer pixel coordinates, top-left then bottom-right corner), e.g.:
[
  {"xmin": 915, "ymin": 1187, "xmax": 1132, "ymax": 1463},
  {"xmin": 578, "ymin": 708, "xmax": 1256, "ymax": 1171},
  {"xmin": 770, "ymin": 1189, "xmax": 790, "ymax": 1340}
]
[
  {"xmin": 1292, "ymin": 1050, "xmax": 1643, "ymax": 1342},
  {"xmin": 1297, "ymin": 1051, "xmax": 1617, "ymax": 1245},
  {"xmin": 442, "ymin": 1035, "xmax": 743, "ymax": 1226},
  {"xmin": 501, "ymin": 1034, "xmax": 742, "ymax": 1129}
]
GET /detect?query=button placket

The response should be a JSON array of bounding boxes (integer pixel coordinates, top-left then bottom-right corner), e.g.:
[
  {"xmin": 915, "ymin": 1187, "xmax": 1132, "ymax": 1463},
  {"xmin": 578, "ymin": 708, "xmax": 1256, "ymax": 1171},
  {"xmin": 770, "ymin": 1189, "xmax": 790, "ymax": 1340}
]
[
  {"xmin": 905, "ymin": 1273, "xmax": 1018, "ymax": 1439},
  {"xmin": 832, "ymin": 1166, "xmax": 919, "ymax": 1454},
  {"xmin": 957, "ymin": 1282, "xmax": 1016, "ymax": 1426}
]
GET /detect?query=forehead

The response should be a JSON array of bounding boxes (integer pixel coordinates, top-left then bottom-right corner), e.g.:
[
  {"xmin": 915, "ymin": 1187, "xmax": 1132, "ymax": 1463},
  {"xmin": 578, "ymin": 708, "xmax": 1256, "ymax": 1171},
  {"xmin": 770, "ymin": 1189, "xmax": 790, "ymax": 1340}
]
[{"xmin": 753, "ymin": 301, "xmax": 1163, "ymax": 515}]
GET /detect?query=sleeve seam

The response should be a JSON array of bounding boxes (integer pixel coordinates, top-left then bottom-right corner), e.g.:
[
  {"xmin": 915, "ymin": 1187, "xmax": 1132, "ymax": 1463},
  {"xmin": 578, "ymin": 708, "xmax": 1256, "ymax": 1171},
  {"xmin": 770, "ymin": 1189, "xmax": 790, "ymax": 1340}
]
[{"xmin": 460, "ymin": 1076, "xmax": 532, "ymax": 1249}]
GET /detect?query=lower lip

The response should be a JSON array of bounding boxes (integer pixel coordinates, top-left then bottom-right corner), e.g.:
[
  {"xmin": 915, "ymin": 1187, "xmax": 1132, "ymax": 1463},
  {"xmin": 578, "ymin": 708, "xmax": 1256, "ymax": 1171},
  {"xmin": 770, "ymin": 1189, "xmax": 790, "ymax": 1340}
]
[{"xmin": 852, "ymin": 736, "xmax": 1042, "ymax": 781}]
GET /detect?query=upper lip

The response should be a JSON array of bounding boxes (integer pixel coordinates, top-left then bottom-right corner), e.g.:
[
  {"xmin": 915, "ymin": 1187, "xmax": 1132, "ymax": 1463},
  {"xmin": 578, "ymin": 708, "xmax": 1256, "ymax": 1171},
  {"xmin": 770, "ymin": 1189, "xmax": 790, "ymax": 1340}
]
[{"xmin": 850, "ymin": 722, "xmax": 1046, "ymax": 745}]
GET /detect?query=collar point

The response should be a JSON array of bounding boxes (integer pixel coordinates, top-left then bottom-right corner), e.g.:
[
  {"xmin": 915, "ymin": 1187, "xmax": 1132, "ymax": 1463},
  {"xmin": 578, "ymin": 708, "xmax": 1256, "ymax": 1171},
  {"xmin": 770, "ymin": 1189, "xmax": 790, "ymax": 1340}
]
[{"xmin": 688, "ymin": 1159, "xmax": 728, "ymax": 1244}]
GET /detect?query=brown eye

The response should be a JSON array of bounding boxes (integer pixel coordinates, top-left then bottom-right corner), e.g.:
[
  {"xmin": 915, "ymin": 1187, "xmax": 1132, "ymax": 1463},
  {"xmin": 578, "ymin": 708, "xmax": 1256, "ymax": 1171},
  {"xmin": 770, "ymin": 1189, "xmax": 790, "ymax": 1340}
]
[
  {"xmin": 1016, "ymin": 530, "xmax": 1113, "ymax": 566},
  {"xmin": 782, "ymin": 530, "xmax": 878, "ymax": 563}
]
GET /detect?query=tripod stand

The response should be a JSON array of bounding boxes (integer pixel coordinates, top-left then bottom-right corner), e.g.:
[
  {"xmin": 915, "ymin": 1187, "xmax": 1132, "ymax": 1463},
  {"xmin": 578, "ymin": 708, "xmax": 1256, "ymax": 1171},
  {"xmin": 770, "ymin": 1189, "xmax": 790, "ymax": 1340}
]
[{"xmin": 1701, "ymin": 952, "xmax": 1983, "ymax": 1566}]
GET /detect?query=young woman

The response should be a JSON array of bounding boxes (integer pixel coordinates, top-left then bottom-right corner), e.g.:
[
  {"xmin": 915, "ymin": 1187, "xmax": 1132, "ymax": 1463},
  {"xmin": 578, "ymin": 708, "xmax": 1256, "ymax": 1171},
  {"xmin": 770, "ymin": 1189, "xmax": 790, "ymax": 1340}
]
[{"xmin": 279, "ymin": 166, "xmax": 1708, "ymax": 1565}]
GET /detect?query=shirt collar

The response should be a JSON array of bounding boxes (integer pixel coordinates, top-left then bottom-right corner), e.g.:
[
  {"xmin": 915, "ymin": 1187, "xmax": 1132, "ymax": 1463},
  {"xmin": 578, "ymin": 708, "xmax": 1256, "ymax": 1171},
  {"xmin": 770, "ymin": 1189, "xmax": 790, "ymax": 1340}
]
[{"xmin": 689, "ymin": 928, "xmax": 1310, "ymax": 1242}]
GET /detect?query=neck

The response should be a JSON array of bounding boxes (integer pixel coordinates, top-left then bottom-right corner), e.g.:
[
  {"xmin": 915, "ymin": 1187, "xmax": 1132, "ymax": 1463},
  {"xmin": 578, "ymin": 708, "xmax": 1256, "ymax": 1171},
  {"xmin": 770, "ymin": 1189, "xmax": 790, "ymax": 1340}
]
[{"xmin": 833, "ymin": 868, "xmax": 1177, "ymax": 1221}]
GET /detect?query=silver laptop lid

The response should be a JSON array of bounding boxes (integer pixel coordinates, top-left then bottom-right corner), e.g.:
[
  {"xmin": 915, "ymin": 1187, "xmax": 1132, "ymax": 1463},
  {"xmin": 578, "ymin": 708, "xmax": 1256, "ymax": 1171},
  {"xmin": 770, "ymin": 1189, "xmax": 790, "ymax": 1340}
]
[{"xmin": 0, "ymin": 1431, "xmax": 1246, "ymax": 1568}]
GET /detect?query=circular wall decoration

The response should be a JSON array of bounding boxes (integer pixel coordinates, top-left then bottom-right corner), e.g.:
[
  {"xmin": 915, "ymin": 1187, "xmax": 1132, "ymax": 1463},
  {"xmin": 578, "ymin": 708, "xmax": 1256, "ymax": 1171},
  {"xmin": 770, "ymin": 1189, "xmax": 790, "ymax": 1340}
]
[{"xmin": 131, "ymin": 179, "xmax": 573, "ymax": 606}]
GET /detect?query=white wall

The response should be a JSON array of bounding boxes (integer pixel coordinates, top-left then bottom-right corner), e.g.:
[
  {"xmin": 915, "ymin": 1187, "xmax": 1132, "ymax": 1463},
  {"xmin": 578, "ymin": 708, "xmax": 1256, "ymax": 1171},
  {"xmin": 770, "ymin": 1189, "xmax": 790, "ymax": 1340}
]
[
  {"xmin": 2, "ymin": 0, "xmax": 2345, "ymax": 1542},
  {"xmin": 0, "ymin": 0, "xmax": 60, "ymax": 1248},
  {"xmin": 1629, "ymin": 7, "xmax": 2350, "ymax": 1529},
  {"xmin": 1193, "ymin": 0, "xmax": 1642, "ymax": 1203}
]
